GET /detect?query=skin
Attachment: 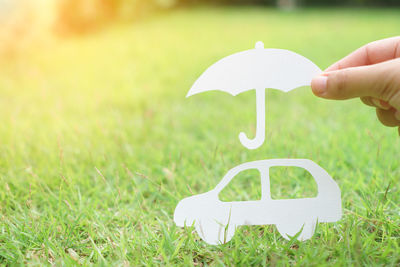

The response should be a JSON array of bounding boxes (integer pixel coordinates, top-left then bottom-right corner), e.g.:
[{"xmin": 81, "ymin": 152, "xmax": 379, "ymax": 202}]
[{"xmin": 311, "ymin": 36, "xmax": 400, "ymax": 135}]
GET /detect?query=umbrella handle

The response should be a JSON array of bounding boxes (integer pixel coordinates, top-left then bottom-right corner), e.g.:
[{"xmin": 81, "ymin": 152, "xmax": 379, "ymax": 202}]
[{"xmin": 239, "ymin": 88, "xmax": 265, "ymax": 150}]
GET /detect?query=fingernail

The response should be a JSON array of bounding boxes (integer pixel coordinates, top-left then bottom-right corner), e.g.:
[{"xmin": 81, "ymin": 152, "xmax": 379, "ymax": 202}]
[
  {"xmin": 395, "ymin": 110, "xmax": 400, "ymax": 121},
  {"xmin": 379, "ymin": 100, "xmax": 391, "ymax": 110},
  {"xmin": 372, "ymin": 98, "xmax": 391, "ymax": 110},
  {"xmin": 311, "ymin": 75, "xmax": 328, "ymax": 96}
]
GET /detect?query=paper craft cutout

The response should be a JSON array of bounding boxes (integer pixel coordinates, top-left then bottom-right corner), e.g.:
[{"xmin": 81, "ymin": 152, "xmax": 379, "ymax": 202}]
[
  {"xmin": 175, "ymin": 42, "xmax": 342, "ymax": 245},
  {"xmin": 174, "ymin": 159, "xmax": 342, "ymax": 245},
  {"xmin": 187, "ymin": 41, "xmax": 322, "ymax": 149}
]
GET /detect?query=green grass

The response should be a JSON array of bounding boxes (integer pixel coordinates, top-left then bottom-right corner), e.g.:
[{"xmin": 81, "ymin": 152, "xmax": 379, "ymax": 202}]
[{"xmin": 1, "ymin": 6, "xmax": 400, "ymax": 265}]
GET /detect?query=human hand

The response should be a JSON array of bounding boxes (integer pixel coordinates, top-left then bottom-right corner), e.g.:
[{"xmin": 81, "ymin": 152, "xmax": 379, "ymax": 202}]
[{"xmin": 311, "ymin": 36, "xmax": 400, "ymax": 134}]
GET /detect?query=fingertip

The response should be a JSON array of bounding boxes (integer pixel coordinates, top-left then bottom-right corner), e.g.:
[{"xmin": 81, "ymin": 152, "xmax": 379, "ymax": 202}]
[
  {"xmin": 377, "ymin": 99, "xmax": 392, "ymax": 110},
  {"xmin": 376, "ymin": 108, "xmax": 400, "ymax": 127},
  {"xmin": 311, "ymin": 75, "xmax": 328, "ymax": 97},
  {"xmin": 360, "ymin": 96, "xmax": 375, "ymax": 107},
  {"xmin": 395, "ymin": 110, "xmax": 400, "ymax": 121},
  {"xmin": 371, "ymin": 98, "xmax": 383, "ymax": 109}
]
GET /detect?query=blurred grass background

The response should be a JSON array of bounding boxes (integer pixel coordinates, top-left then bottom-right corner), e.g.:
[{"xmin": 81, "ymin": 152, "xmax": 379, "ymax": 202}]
[{"xmin": 0, "ymin": 1, "xmax": 399, "ymax": 265}]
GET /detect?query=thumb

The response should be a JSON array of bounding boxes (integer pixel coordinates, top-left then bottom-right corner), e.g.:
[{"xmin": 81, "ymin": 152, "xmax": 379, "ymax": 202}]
[{"xmin": 311, "ymin": 58, "xmax": 400, "ymax": 103}]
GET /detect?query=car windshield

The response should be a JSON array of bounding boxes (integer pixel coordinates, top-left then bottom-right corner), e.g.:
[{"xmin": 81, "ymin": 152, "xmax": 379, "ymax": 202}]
[{"xmin": 218, "ymin": 167, "xmax": 262, "ymax": 202}]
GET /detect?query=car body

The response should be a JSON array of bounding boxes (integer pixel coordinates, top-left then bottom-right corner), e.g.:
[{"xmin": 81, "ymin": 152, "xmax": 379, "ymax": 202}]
[{"xmin": 174, "ymin": 159, "xmax": 341, "ymax": 245}]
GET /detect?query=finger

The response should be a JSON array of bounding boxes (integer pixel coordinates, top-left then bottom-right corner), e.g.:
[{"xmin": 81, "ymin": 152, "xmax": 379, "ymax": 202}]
[
  {"xmin": 311, "ymin": 58, "xmax": 400, "ymax": 102},
  {"xmin": 361, "ymin": 97, "xmax": 392, "ymax": 110},
  {"xmin": 361, "ymin": 96, "xmax": 375, "ymax": 107},
  {"xmin": 375, "ymin": 99, "xmax": 392, "ymax": 110},
  {"xmin": 376, "ymin": 108, "xmax": 400, "ymax": 127},
  {"xmin": 368, "ymin": 98, "xmax": 392, "ymax": 110},
  {"xmin": 326, "ymin": 36, "xmax": 400, "ymax": 71},
  {"xmin": 395, "ymin": 110, "xmax": 400, "ymax": 121}
]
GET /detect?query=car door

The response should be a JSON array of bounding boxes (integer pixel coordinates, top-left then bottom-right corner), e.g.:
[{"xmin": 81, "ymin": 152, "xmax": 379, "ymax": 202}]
[{"xmin": 218, "ymin": 166, "xmax": 269, "ymax": 225}]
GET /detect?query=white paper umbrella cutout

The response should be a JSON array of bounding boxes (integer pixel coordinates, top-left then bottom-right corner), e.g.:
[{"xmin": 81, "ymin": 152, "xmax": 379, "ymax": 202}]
[
  {"xmin": 187, "ymin": 41, "xmax": 322, "ymax": 149},
  {"xmin": 174, "ymin": 159, "xmax": 342, "ymax": 245}
]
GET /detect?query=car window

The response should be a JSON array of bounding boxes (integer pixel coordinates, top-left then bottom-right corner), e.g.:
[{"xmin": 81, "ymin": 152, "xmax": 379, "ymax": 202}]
[
  {"xmin": 269, "ymin": 166, "xmax": 317, "ymax": 199},
  {"xmin": 219, "ymin": 168, "xmax": 261, "ymax": 201}
]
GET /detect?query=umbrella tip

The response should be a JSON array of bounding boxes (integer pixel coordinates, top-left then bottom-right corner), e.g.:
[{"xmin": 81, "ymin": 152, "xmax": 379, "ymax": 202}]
[{"xmin": 255, "ymin": 41, "xmax": 264, "ymax": 49}]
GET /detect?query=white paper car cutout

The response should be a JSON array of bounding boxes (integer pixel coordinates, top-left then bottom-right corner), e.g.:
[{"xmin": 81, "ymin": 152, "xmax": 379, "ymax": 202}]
[{"xmin": 174, "ymin": 159, "xmax": 341, "ymax": 245}]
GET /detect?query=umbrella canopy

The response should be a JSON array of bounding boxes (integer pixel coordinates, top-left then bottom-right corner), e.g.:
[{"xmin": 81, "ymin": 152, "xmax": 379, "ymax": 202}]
[{"xmin": 187, "ymin": 42, "xmax": 321, "ymax": 149}]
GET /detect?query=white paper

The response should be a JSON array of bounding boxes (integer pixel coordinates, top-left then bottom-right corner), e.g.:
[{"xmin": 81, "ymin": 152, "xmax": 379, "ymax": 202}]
[
  {"xmin": 187, "ymin": 42, "xmax": 322, "ymax": 149},
  {"xmin": 174, "ymin": 159, "xmax": 342, "ymax": 245},
  {"xmin": 175, "ymin": 42, "xmax": 341, "ymax": 245}
]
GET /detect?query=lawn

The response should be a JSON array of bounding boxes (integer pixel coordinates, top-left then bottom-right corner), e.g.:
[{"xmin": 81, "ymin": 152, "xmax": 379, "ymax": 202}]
[{"xmin": 0, "ymin": 6, "xmax": 400, "ymax": 266}]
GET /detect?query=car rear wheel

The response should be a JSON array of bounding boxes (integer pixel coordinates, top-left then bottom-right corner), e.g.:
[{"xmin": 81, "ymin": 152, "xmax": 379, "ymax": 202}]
[
  {"xmin": 195, "ymin": 218, "xmax": 236, "ymax": 245},
  {"xmin": 276, "ymin": 218, "xmax": 317, "ymax": 241}
]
